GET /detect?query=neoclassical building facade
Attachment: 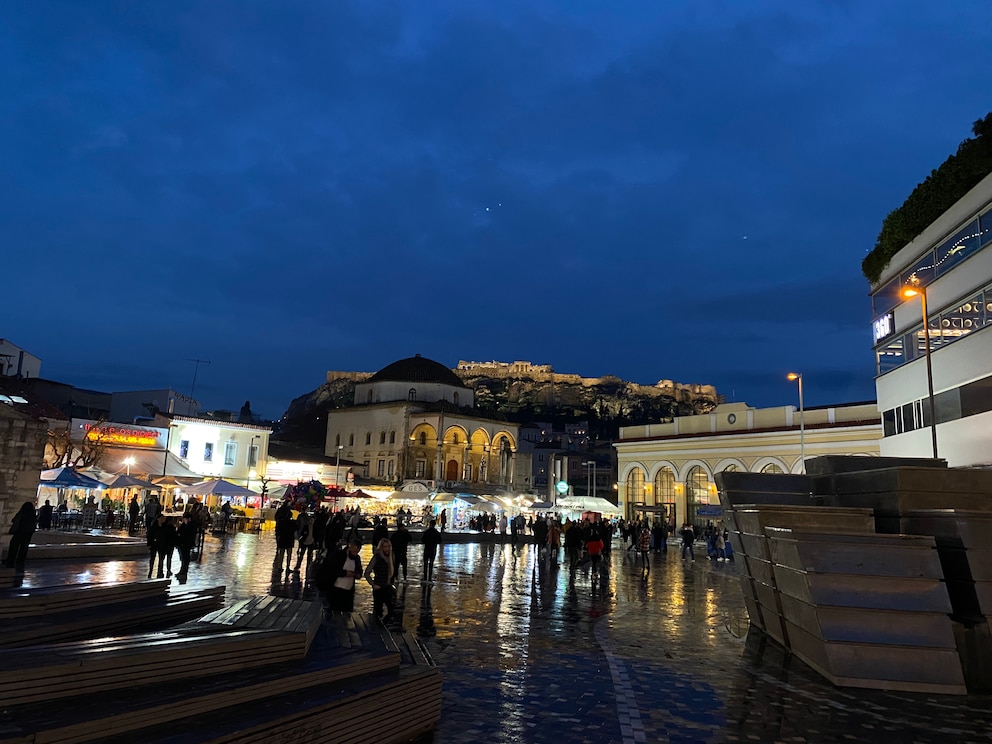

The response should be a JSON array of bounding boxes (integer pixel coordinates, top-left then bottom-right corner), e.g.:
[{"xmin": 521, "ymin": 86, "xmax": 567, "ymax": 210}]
[
  {"xmin": 614, "ymin": 401, "xmax": 882, "ymax": 527},
  {"xmin": 325, "ymin": 355, "xmax": 525, "ymax": 491}
]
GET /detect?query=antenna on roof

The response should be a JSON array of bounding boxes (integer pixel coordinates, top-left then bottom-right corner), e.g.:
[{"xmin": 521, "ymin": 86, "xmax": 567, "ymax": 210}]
[{"xmin": 186, "ymin": 358, "xmax": 211, "ymax": 411}]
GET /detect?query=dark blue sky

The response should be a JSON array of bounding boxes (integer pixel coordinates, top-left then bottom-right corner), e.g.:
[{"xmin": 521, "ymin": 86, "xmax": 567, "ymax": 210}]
[{"xmin": 3, "ymin": 2, "xmax": 989, "ymax": 420}]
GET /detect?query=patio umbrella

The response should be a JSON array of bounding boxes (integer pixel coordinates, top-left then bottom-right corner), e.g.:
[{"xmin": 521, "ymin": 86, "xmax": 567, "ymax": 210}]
[
  {"xmin": 106, "ymin": 474, "xmax": 157, "ymax": 490},
  {"xmin": 39, "ymin": 467, "xmax": 105, "ymax": 490},
  {"xmin": 153, "ymin": 475, "xmax": 190, "ymax": 488},
  {"xmin": 183, "ymin": 479, "xmax": 257, "ymax": 499}
]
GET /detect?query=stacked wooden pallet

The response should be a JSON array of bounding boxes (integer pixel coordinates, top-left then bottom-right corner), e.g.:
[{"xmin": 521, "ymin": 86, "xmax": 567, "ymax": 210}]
[
  {"xmin": 0, "ymin": 578, "xmax": 172, "ymax": 619},
  {"xmin": 765, "ymin": 527, "xmax": 965, "ymax": 695}
]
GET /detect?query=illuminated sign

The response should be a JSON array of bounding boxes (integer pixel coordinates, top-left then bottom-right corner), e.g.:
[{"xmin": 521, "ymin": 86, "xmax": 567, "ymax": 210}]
[
  {"xmin": 84, "ymin": 423, "xmax": 165, "ymax": 448},
  {"xmin": 555, "ymin": 480, "xmax": 569, "ymax": 495},
  {"xmin": 872, "ymin": 312, "xmax": 895, "ymax": 344}
]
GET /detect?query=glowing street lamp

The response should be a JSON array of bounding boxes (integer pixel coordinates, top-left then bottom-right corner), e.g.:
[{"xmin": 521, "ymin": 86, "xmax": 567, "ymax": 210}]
[
  {"xmin": 902, "ymin": 284, "xmax": 939, "ymax": 459},
  {"xmin": 786, "ymin": 373, "xmax": 805, "ymax": 473},
  {"xmin": 124, "ymin": 456, "xmax": 136, "ymax": 476}
]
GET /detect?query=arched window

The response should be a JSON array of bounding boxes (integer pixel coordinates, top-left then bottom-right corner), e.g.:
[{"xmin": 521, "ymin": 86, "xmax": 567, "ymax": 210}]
[
  {"xmin": 367, "ymin": 390, "xmax": 374, "ymax": 403},
  {"xmin": 379, "ymin": 431, "xmax": 386, "ymax": 445},
  {"xmin": 365, "ymin": 432, "xmax": 372, "ymax": 445},
  {"xmin": 685, "ymin": 466, "xmax": 711, "ymax": 527},
  {"xmin": 453, "ymin": 392, "xmax": 459, "ymax": 405},
  {"xmin": 335, "ymin": 434, "xmax": 340, "ymax": 447},
  {"xmin": 625, "ymin": 468, "xmax": 646, "ymax": 505},
  {"xmin": 452, "ymin": 433, "xmax": 460, "ymax": 445},
  {"xmin": 408, "ymin": 388, "xmax": 417, "ymax": 401},
  {"xmin": 348, "ymin": 433, "xmax": 354, "ymax": 446},
  {"xmin": 419, "ymin": 432, "xmax": 427, "ymax": 446},
  {"xmin": 723, "ymin": 464, "xmax": 738, "ymax": 472},
  {"xmin": 761, "ymin": 463, "xmax": 784, "ymax": 474},
  {"xmin": 654, "ymin": 467, "xmax": 676, "ymax": 500},
  {"xmin": 389, "ymin": 431, "xmax": 396, "ymax": 444}
]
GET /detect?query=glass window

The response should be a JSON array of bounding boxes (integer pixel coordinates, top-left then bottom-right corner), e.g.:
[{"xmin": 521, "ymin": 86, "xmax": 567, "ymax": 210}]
[
  {"xmin": 685, "ymin": 466, "xmax": 710, "ymax": 525},
  {"xmin": 960, "ymin": 376, "xmax": 992, "ymax": 418},
  {"xmin": 365, "ymin": 432, "xmax": 372, "ymax": 445},
  {"xmin": 419, "ymin": 432, "xmax": 427, "ymax": 446},
  {"xmin": 179, "ymin": 440, "xmax": 189, "ymax": 458},
  {"xmin": 935, "ymin": 218, "xmax": 983, "ymax": 276},
  {"xmin": 248, "ymin": 444, "xmax": 259, "ymax": 468},
  {"xmin": 377, "ymin": 459, "xmax": 385, "ymax": 477},
  {"xmin": 877, "ymin": 335, "xmax": 905, "ymax": 374},
  {"xmin": 204, "ymin": 443, "xmax": 214, "ymax": 463},
  {"xmin": 872, "ymin": 276, "xmax": 902, "ymax": 317},
  {"xmin": 626, "ymin": 468, "xmax": 646, "ymax": 504},
  {"xmin": 335, "ymin": 434, "xmax": 340, "ymax": 447},
  {"xmin": 387, "ymin": 460, "xmax": 394, "ymax": 478},
  {"xmin": 379, "ymin": 431, "xmax": 386, "ymax": 444},
  {"xmin": 348, "ymin": 433, "xmax": 354, "ymax": 446},
  {"xmin": 882, "ymin": 408, "xmax": 896, "ymax": 437},
  {"xmin": 900, "ymin": 250, "xmax": 937, "ymax": 291},
  {"xmin": 224, "ymin": 442, "xmax": 237, "ymax": 466},
  {"xmin": 368, "ymin": 390, "xmax": 373, "ymax": 403},
  {"xmin": 760, "ymin": 463, "xmax": 783, "ymax": 474},
  {"xmin": 389, "ymin": 431, "xmax": 396, "ymax": 444},
  {"xmin": 653, "ymin": 467, "xmax": 676, "ymax": 500},
  {"xmin": 408, "ymin": 388, "xmax": 416, "ymax": 401},
  {"xmin": 416, "ymin": 460, "xmax": 426, "ymax": 477},
  {"xmin": 900, "ymin": 403, "xmax": 916, "ymax": 433},
  {"xmin": 938, "ymin": 293, "xmax": 984, "ymax": 345},
  {"xmin": 935, "ymin": 388, "xmax": 961, "ymax": 425},
  {"xmin": 453, "ymin": 392, "xmax": 459, "ymax": 405}
]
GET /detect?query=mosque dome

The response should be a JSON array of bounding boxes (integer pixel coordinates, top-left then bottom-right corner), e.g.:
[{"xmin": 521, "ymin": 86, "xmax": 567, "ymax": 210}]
[{"xmin": 367, "ymin": 354, "xmax": 467, "ymax": 389}]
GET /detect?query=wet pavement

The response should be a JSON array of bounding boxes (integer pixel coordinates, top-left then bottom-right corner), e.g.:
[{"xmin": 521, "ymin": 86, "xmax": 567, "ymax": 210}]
[{"xmin": 17, "ymin": 532, "xmax": 992, "ymax": 743}]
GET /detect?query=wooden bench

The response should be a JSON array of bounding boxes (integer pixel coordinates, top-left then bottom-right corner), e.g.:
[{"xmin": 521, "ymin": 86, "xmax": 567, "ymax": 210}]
[
  {"xmin": 0, "ymin": 579, "xmax": 172, "ymax": 619},
  {"xmin": 0, "ymin": 585, "xmax": 226, "ymax": 648},
  {"xmin": 0, "ymin": 598, "xmax": 442, "ymax": 744}
]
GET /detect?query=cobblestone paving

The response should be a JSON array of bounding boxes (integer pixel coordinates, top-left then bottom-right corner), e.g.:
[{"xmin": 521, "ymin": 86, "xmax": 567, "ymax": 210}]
[{"xmin": 19, "ymin": 532, "xmax": 992, "ymax": 743}]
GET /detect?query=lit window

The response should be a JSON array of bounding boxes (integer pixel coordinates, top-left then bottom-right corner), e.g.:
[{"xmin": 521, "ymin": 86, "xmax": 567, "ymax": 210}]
[
  {"xmin": 179, "ymin": 440, "xmax": 189, "ymax": 459},
  {"xmin": 204, "ymin": 443, "xmax": 214, "ymax": 462},
  {"xmin": 224, "ymin": 442, "xmax": 237, "ymax": 466}
]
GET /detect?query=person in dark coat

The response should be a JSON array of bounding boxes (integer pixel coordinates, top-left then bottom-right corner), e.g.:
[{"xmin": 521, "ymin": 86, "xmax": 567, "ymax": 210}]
[
  {"xmin": 325, "ymin": 510, "xmax": 346, "ymax": 553},
  {"xmin": 317, "ymin": 538, "xmax": 364, "ymax": 612},
  {"xmin": 149, "ymin": 515, "xmax": 177, "ymax": 578},
  {"xmin": 364, "ymin": 538, "xmax": 396, "ymax": 623},
  {"xmin": 175, "ymin": 513, "xmax": 197, "ymax": 583},
  {"xmin": 4, "ymin": 502, "xmax": 37, "ymax": 571},
  {"xmin": 371, "ymin": 516, "xmax": 388, "ymax": 547},
  {"xmin": 274, "ymin": 502, "xmax": 297, "ymax": 574},
  {"xmin": 128, "ymin": 496, "xmax": 140, "ymax": 534},
  {"xmin": 37, "ymin": 499, "xmax": 54, "ymax": 530},
  {"xmin": 390, "ymin": 520, "xmax": 412, "ymax": 581},
  {"xmin": 422, "ymin": 519, "xmax": 442, "ymax": 583}
]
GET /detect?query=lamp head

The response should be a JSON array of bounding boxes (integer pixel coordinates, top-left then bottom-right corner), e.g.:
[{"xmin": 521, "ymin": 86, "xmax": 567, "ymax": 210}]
[
  {"xmin": 902, "ymin": 287, "xmax": 920, "ymax": 299},
  {"xmin": 786, "ymin": 373, "xmax": 801, "ymax": 382}
]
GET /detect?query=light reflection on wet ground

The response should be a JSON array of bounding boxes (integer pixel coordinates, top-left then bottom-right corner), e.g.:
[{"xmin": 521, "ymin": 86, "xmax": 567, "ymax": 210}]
[{"xmin": 19, "ymin": 533, "xmax": 992, "ymax": 743}]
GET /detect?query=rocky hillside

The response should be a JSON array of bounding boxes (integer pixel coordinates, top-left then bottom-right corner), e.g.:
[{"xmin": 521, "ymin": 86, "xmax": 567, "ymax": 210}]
[{"xmin": 277, "ymin": 371, "xmax": 718, "ymax": 450}]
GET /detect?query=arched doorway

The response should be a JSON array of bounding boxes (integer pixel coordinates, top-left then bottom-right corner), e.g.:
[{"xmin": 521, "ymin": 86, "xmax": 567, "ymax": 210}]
[
  {"xmin": 445, "ymin": 459, "xmax": 459, "ymax": 481},
  {"xmin": 652, "ymin": 467, "xmax": 677, "ymax": 529},
  {"xmin": 684, "ymin": 465, "xmax": 710, "ymax": 528}
]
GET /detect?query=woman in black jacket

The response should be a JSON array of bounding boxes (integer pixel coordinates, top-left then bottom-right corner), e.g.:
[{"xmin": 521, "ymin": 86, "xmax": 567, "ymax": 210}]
[
  {"xmin": 364, "ymin": 538, "xmax": 396, "ymax": 621},
  {"xmin": 4, "ymin": 502, "xmax": 37, "ymax": 571},
  {"xmin": 317, "ymin": 538, "xmax": 364, "ymax": 612}
]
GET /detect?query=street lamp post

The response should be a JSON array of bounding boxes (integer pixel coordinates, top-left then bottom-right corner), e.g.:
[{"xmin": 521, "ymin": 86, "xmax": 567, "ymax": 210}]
[
  {"xmin": 335, "ymin": 444, "xmax": 344, "ymax": 488},
  {"xmin": 902, "ymin": 285, "xmax": 939, "ymax": 459},
  {"xmin": 124, "ymin": 457, "xmax": 135, "ymax": 476},
  {"xmin": 582, "ymin": 460, "xmax": 597, "ymax": 500},
  {"xmin": 786, "ymin": 373, "xmax": 805, "ymax": 473}
]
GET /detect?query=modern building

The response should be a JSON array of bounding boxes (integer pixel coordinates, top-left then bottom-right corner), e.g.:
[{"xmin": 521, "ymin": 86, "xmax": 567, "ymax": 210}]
[
  {"xmin": 324, "ymin": 354, "xmax": 527, "ymax": 493},
  {"xmin": 870, "ymin": 172, "xmax": 992, "ymax": 466},
  {"xmin": 614, "ymin": 401, "xmax": 882, "ymax": 527},
  {"xmin": 0, "ymin": 339, "xmax": 41, "ymax": 379}
]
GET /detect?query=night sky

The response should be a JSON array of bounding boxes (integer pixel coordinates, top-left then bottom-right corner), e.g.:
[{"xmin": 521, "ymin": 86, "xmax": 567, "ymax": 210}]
[{"xmin": 3, "ymin": 2, "xmax": 989, "ymax": 420}]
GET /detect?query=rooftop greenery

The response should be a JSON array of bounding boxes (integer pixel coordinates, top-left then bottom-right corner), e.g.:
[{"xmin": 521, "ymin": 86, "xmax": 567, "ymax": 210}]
[{"xmin": 863, "ymin": 112, "xmax": 992, "ymax": 285}]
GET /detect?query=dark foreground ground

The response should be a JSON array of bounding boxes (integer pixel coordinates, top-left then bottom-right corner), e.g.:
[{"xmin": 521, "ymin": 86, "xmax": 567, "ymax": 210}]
[{"xmin": 19, "ymin": 532, "xmax": 992, "ymax": 743}]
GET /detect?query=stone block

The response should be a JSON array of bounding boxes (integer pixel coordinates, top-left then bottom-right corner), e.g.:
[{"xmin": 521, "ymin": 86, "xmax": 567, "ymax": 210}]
[
  {"xmin": 772, "ymin": 565, "xmax": 953, "ymax": 613},
  {"xmin": 785, "ymin": 619, "xmax": 966, "ymax": 695},
  {"xmin": 765, "ymin": 529, "xmax": 942, "ymax": 578}
]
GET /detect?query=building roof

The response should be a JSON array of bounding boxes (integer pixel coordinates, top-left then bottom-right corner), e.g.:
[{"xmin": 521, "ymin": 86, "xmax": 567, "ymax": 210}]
[{"xmin": 366, "ymin": 354, "xmax": 467, "ymax": 389}]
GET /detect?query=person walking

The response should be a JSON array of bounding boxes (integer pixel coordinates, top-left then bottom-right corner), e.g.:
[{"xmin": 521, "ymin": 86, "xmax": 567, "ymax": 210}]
[
  {"xmin": 326, "ymin": 510, "xmax": 346, "ymax": 553},
  {"xmin": 652, "ymin": 520, "xmax": 668, "ymax": 554},
  {"xmin": 294, "ymin": 510, "xmax": 315, "ymax": 572},
  {"xmin": 422, "ymin": 518, "xmax": 442, "ymax": 583},
  {"xmin": 4, "ymin": 502, "xmax": 37, "ymax": 571},
  {"xmin": 390, "ymin": 520, "xmax": 412, "ymax": 582},
  {"xmin": 317, "ymin": 538, "xmax": 364, "ymax": 612},
  {"xmin": 439, "ymin": 509, "xmax": 447, "ymax": 533},
  {"xmin": 128, "ymin": 495, "xmax": 140, "ymax": 535},
  {"xmin": 364, "ymin": 538, "xmax": 397, "ymax": 624},
  {"xmin": 175, "ymin": 513, "xmax": 197, "ymax": 583},
  {"xmin": 585, "ymin": 526, "xmax": 605, "ymax": 576},
  {"xmin": 546, "ymin": 518, "xmax": 562, "ymax": 567},
  {"xmin": 637, "ymin": 522, "xmax": 652, "ymax": 575},
  {"xmin": 274, "ymin": 501, "xmax": 296, "ymax": 574},
  {"xmin": 564, "ymin": 520, "xmax": 583, "ymax": 569},
  {"xmin": 680, "ymin": 523, "xmax": 696, "ymax": 561}
]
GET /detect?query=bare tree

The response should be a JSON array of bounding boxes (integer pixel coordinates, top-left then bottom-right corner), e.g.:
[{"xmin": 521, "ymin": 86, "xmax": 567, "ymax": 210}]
[{"xmin": 46, "ymin": 419, "xmax": 111, "ymax": 469}]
